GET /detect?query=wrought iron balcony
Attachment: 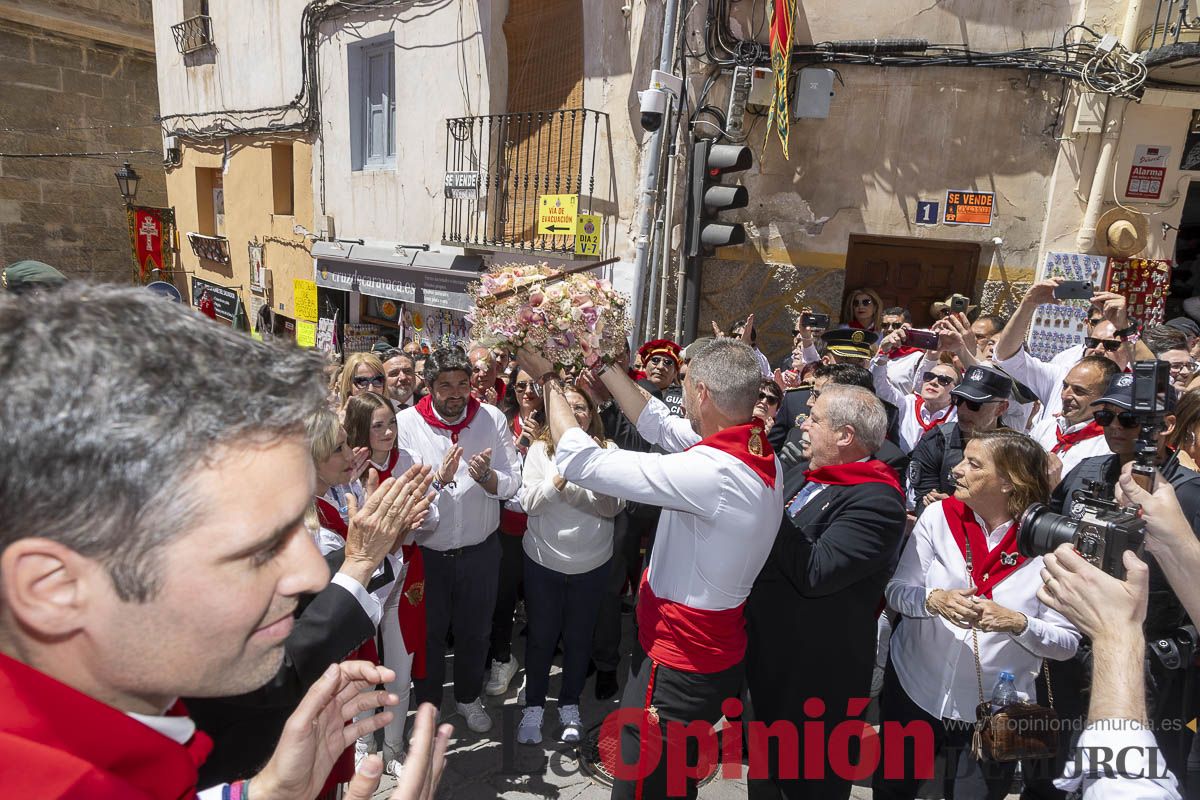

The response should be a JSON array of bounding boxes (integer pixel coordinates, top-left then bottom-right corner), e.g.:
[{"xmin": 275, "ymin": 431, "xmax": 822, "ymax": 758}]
[
  {"xmin": 187, "ymin": 232, "xmax": 230, "ymax": 264},
  {"xmin": 1142, "ymin": 0, "xmax": 1200, "ymax": 90},
  {"xmin": 442, "ymin": 108, "xmax": 610, "ymax": 256},
  {"xmin": 171, "ymin": 15, "xmax": 214, "ymax": 55}
]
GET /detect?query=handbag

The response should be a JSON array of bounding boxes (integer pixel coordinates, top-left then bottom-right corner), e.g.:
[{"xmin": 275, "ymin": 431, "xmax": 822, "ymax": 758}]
[{"xmin": 961, "ymin": 536, "xmax": 1060, "ymax": 762}]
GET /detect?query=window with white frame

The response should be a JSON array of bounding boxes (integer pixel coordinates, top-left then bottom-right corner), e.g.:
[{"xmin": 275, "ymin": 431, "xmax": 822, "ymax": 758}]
[{"xmin": 350, "ymin": 38, "xmax": 396, "ymax": 170}]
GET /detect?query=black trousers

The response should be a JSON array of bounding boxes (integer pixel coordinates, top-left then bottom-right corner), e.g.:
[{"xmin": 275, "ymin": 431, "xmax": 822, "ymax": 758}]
[
  {"xmin": 610, "ymin": 642, "xmax": 744, "ymax": 800},
  {"xmin": 487, "ymin": 531, "xmax": 525, "ymax": 665},
  {"xmin": 414, "ymin": 533, "xmax": 500, "ymax": 706},
  {"xmin": 524, "ymin": 554, "xmax": 610, "ymax": 707},
  {"xmin": 873, "ymin": 656, "xmax": 1016, "ymax": 800},
  {"xmin": 593, "ymin": 511, "xmax": 638, "ymax": 672}
]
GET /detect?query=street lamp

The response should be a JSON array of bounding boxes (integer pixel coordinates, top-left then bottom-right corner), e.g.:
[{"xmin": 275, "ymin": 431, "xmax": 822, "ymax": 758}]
[{"xmin": 114, "ymin": 161, "xmax": 140, "ymax": 206}]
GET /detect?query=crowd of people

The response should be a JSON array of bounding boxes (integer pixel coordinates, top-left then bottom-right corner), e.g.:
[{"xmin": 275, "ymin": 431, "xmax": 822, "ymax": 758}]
[{"xmin": 2, "ymin": 263, "xmax": 1200, "ymax": 800}]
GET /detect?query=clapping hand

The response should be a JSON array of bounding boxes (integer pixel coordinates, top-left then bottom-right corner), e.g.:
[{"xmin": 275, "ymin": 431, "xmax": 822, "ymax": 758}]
[
  {"xmin": 468, "ymin": 449, "xmax": 493, "ymax": 484},
  {"xmin": 350, "ymin": 446, "xmax": 371, "ymax": 481},
  {"xmin": 344, "ymin": 703, "xmax": 453, "ymax": 800},
  {"xmin": 436, "ymin": 445, "xmax": 463, "ymax": 485}
]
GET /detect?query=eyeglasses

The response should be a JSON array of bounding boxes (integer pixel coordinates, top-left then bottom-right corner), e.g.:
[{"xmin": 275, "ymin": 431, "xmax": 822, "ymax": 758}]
[
  {"xmin": 921, "ymin": 371, "xmax": 956, "ymax": 387},
  {"xmin": 646, "ymin": 356, "xmax": 676, "ymax": 368},
  {"xmin": 809, "ymin": 388, "xmax": 821, "ymax": 402},
  {"xmin": 1083, "ymin": 337, "xmax": 1122, "ymax": 352},
  {"xmin": 352, "ymin": 375, "xmax": 386, "ymax": 388},
  {"xmin": 1093, "ymin": 409, "xmax": 1140, "ymax": 429},
  {"xmin": 853, "ymin": 297, "xmax": 875, "ymax": 307},
  {"xmin": 1168, "ymin": 361, "xmax": 1197, "ymax": 375},
  {"xmin": 757, "ymin": 392, "xmax": 781, "ymax": 407}
]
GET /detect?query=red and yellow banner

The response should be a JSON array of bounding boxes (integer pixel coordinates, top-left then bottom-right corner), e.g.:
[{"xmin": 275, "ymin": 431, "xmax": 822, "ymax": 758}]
[
  {"xmin": 126, "ymin": 206, "xmax": 175, "ymax": 282},
  {"xmin": 766, "ymin": 0, "xmax": 797, "ymax": 159}
]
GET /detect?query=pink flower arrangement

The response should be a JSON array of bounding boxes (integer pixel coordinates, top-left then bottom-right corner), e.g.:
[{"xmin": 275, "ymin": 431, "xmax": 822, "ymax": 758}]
[{"xmin": 468, "ymin": 262, "xmax": 630, "ymax": 370}]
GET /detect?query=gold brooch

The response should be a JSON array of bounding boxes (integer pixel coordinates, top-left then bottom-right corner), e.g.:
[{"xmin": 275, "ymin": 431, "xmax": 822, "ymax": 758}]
[
  {"xmin": 749, "ymin": 427, "xmax": 763, "ymax": 456},
  {"xmin": 404, "ymin": 581, "xmax": 425, "ymax": 606}
]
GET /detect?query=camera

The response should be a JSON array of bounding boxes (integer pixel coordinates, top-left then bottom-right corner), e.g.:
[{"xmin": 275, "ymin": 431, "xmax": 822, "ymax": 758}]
[
  {"xmin": 1018, "ymin": 480, "xmax": 1147, "ymax": 579},
  {"xmin": 638, "ymin": 69, "xmax": 683, "ymax": 133}
]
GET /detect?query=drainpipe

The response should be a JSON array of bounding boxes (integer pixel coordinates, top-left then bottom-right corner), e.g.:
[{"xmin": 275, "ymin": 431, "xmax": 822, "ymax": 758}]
[
  {"xmin": 629, "ymin": 0, "xmax": 683, "ymax": 341},
  {"xmin": 1075, "ymin": 0, "xmax": 1144, "ymax": 252}
]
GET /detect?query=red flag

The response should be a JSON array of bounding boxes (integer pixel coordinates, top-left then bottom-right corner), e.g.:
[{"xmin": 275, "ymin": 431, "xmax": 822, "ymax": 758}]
[
  {"xmin": 133, "ymin": 207, "xmax": 165, "ymax": 281},
  {"xmin": 766, "ymin": 0, "xmax": 796, "ymax": 158}
]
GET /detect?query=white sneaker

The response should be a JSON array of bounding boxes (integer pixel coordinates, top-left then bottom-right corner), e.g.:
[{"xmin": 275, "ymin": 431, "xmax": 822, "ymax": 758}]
[
  {"xmin": 455, "ymin": 697, "xmax": 493, "ymax": 733},
  {"xmin": 559, "ymin": 704, "xmax": 583, "ymax": 743},
  {"xmin": 383, "ymin": 742, "xmax": 406, "ymax": 778},
  {"xmin": 484, "ymin": 656, "xmax": 518, "ymax": 696},
  {"xmin": 518, "ymin": 705, "xmax": 544, "ymax": 744},
  {"xmin": 354, "ymin": 737, "xmax": 371, "ymax": 768}
]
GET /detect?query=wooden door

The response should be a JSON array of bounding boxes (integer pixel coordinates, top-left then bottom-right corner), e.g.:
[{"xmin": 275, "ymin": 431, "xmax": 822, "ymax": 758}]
[{"xmin": 843, "ymin": 235, "xmax": 982, "ymax": 327}]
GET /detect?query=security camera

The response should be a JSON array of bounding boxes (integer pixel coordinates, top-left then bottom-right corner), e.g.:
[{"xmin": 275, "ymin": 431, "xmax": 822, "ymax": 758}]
[{"xmin": 639, "ymin": 88, "xmax": 668, "ymax": 132}]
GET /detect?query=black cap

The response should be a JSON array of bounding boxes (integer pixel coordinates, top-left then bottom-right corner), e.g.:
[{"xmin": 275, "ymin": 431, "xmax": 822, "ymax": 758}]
[
  {"xmin": 1165, "ymin": 316, "xmax": 1200, "ymax": 339},
  {"xmin": 1090, "ymin": 371, "xmax": 1178, "ymax": 410},
  {"xmin": 951, "ymin": 365, "xmax": 1013, "ymax": 403},
  {"xmin": 820, "ymin": 326, "xmax": 878, "ymax": 359}
]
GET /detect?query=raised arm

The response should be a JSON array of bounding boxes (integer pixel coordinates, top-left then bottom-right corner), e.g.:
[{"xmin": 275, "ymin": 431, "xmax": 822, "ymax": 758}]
[{"xmin": 994, "ymin": 279, "xmax": 1062, "ymax": 361}]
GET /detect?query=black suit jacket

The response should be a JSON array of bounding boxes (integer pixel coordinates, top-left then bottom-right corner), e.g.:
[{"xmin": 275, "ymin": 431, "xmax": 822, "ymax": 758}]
[
  {"xmin": 191, "ymin": 549, "xmax": 379, "ymax": 786},
  {"xmin": 746, "ymin": 469, "xmax": 906, "ymax": 734}
]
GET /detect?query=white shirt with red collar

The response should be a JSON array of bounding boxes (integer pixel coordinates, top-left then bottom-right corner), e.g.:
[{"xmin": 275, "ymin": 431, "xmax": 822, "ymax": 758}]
[
  {"xmin": 1030, "ymin": 415, "xmax": 1113, "ymax": 476},
  {"xmin": 870, "ymin": 357, "xmax": 957, "ymax": 453},
  {"xmin": 554, "ymin": 397, "xmax": 783, "ymax": 672}
]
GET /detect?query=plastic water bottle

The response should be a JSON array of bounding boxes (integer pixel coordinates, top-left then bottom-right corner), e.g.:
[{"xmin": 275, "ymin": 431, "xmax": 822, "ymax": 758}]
[{"xmin": 990, "ymin": 671, "xmax": 1019, "ymax": 712}]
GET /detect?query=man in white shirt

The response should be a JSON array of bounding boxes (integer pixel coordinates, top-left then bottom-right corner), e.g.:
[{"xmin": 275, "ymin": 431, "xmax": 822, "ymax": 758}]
[
  {"xmin": 395, "ymin": 346, "xmax": 520, "ymax": 734},
  {"xmin": 1026, "ymin": 356, "xmax": 1118, "ymax": 479},
  {"xmin": 518, "ymin": 338, "xmax": 784, "ymax": 800}
]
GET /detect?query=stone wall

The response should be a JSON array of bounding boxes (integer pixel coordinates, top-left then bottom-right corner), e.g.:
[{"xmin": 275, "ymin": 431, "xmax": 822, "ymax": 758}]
[{"xmin": 0, "ymin": 1, "xmax": 165, "ymax": 283}]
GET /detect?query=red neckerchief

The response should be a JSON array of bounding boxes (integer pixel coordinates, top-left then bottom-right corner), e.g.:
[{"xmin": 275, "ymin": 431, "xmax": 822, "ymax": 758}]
[
  {"xmin": 414, "ymin": 395, "xmax": 481, "ymax": 443},
  {"xmin": 369, "ymin": 448, "xmax": 400, "ymax": 482},
  {"xmin": 941, "ymin": 496, "xmax": 1026, "ymax": 598},
  {"xmin": 888, "ymin": 345, "xmax": 922, "ymax": 360},
  {"xmin": 686, "ymin": 421, "xmax": 776, "ymax": 489},
  {"xmin": 914, "ymin": 396, "xmax": 954, "ymax": 432},
  {"xmin": 315, "ymin": 496, "xmax": 348, "ymax": 538},
  {"xmin": 0, "ymin": 652, "xmax": 207, "ymax": 799},
  {"xmin": 803, "ymin": 459, "xmax": 902, "ymax": 495},
  {"xmin": 1052, "ymin": 420, "xmax": 1104, "ymax": 454}
]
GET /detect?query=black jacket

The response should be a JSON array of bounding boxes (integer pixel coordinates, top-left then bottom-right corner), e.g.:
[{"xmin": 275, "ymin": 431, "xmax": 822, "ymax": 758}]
[
  {"xmin": 191, "ymin": 549, "xmax": 380, "ymax": 786},
  {"xmin": 909, "ymin": 421, "xmax": 965, "ymax": 510},
  {"xmin": 746, "ymin": 468, "xmax": 906, "ymax": 797}
]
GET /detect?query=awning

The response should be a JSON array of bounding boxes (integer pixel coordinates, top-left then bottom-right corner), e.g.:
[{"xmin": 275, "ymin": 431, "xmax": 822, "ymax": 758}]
[{"xmin": 312, "ymin": 242, "xmax": 485, "ymax": 312}]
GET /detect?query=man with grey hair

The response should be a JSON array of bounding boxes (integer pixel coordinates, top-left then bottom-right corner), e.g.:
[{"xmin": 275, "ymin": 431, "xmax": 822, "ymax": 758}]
[
  {"xmin": 517, "ymin": 338, "xmax": 784, "ymax": 800},
  {"xmin": 746, "ymin": 384, "xmax": 908, "ymax": 800},
  {"xmin": 0, "ymin": 283, "xmax": 447, "ymax": 799}
]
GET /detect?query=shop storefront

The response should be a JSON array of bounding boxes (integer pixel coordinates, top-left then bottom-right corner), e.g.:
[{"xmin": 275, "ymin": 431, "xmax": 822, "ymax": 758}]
[{"xmin": 311, "ymin": 243, "xmax": 485, "ymax": 354}]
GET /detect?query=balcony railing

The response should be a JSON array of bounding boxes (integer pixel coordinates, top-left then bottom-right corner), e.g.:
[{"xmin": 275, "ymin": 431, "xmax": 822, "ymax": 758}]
[
  {"xmin": 171, "ymin": 15, "xmax": 214, "ymax": 55},
  {"xmin": 187, "ymin": 232, "xmax": 230, "ymax": 264},
  {"xmin": 442, "ymin": 108, "xmax": 610, "ymax": 256},
  {"xmin": 1147, "ymin": 0, "xmax": 1197, "ymax": 50}
]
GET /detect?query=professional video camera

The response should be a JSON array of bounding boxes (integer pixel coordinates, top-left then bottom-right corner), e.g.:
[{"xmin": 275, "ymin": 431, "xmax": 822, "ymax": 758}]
[{"xmin": 1017, "ymin": 360, "xmax": 1172, "ymax": 579}]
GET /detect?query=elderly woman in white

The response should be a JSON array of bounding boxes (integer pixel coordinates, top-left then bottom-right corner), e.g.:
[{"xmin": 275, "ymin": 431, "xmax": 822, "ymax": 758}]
[{"xmin": 874, "ymin": 429, "xmax": 1080, "ymax": 800}]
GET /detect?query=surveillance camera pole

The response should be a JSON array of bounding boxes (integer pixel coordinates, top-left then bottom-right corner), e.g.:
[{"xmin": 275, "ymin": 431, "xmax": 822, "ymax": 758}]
[{"xmin": 629, "ymin": 0, "xmax": 683, "ymax": 344}]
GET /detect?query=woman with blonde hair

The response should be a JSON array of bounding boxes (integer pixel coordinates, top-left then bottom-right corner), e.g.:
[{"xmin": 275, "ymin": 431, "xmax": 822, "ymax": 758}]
[
  {"xmin": 842, "ymin": 286, "xmax": 883, "ymax": 331},
  {"xmin": 337, "ymin": 352, "xmax": 387, "ymax": 407},
  {"xmin": 875, "ymin": 429, "xmax": 1079, "ymax": 800}
]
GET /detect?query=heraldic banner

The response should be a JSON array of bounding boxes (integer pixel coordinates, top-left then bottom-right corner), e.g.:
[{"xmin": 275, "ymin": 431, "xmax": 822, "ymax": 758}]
[{"xmin": 126, "ymin": 206, "xmax": 176, "ymax": 282}]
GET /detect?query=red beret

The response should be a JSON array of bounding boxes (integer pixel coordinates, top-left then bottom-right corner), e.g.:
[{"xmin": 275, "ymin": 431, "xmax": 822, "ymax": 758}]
[{"xmin": 638, "ymin": 338, "xmax": 682, "ymax": 367}]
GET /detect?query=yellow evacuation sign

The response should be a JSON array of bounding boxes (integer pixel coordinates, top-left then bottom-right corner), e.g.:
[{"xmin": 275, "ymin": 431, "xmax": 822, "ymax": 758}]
[
  {"xmin": 575, "ymin": 214, "xmax": 601, "ymax": 256},
  {"xmin": 537, "ymin": 194, "xmax": 578, "ymax": 235}
]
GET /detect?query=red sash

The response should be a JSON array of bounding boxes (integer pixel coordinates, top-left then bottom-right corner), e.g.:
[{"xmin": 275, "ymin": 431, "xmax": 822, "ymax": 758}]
[
  {"xmin": 0, "ymin": 652, "xmax": 207, "ymax": 799},
  {"xmin": 1052, "ymin": 420, "xmax": 1104, "ymax": 454},
  {"xmin": 414, "ymin": 394, "xmax": 481, "ymax": 443},
  {"xmin": 500, "ymin": 416, "xmax": 529, "ymax": 536},
  {"xmin": 888, "ymin": 345, "xmax": 922, "ymax": 360},
  {"xmin": 686, "ymin": 421, "xmax": 776, "ymax": 489},
  {"xmin": 941, "ymin": 497, "xmax": 1027, "ymax": 598},
  {"xmin": 370, "ymin": 448, "xmax": 401, "ymax": 482},
  {"xmin": 636, "ymin": 572, "xmax": 745, "ymax": 673},
  {"xmin": 804, "ymin": 459, "xmax": 903, "ymax": 495},
  {"xmin": 914, "ymin": 396, "xmax": 954, "ymax": 433},
  {"xmin": 397, "ymin": 544, "xmax": 427, "ymax": 680}
]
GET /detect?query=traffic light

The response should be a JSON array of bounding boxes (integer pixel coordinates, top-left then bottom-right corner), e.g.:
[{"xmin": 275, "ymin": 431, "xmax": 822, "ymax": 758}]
[{"xmin": 685, "ymin": 139, "xmax": 752, "ymax": 257}]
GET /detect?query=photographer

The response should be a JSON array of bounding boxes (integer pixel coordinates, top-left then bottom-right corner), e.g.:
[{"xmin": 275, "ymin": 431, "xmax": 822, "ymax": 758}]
[{"xmin": 1038, "ymin": 535, "xmax": 1180, "ymax": 799}]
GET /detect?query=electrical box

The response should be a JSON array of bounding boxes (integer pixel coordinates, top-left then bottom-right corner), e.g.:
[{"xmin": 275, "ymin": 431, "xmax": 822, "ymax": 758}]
[
  {"xmin": 747, "ymin": 66, "xmax": 775, "ymax": 107},
  {"xmin": 320, "ymin": 215, "xmax": 336, "ymax": 240},
  {"xmin": 792, "ymin": 68, "xmax": 836, "ymax": 119},
  {"xmin": 1073, "ymin": 92, "xmax": 1107, "ymax": 134}
]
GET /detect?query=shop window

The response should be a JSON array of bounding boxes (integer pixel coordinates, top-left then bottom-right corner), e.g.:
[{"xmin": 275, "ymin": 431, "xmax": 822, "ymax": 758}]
[
  {"xmin": 272, "ymin": 142, "xmax": 294, "ymax": 215},
  {"xmin": 349, "ymin": 36, "xmax": 396, "ymax": 170}
]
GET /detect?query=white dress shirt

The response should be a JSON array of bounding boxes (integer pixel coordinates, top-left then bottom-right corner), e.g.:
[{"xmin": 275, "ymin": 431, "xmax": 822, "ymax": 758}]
[
  {"xmin": 1030, "ymin": 414, "xmax": 1113, "ymax": 476},
  {"xmin": 886, "ymin": 349, "xmax": 929, "ymax": 393},
  {"xmin": 1056, "ymin": 722, "xmax": 1180, "ymax": 799},
  {"xmin": 521, "ymin": 439, "xmax": 624, "ymax": 574},
  {"xmin": 751, "ymin": 346, "xmax": 772, "ymax": 378},
  {"xmin": 554, "ymin": 397, "xmax": 783, "ymax": 611},
  {"xmin": 885, "ymin": 499, "xmax": 1080, "ymax": 722},
  {"xmin": 395, "ymin": 402, "xmax": 520, "ymax": 551},
  {"xmin": 996, "ymin": 347, "xmax": 1072, "ymax": 430}
]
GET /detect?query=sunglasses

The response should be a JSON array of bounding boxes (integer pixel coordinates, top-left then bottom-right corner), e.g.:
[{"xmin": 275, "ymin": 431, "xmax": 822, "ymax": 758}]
[
  {"xmin": 352, "ymin": 375, "xmax": 386, "ymax": 388},
  {"xmin": 921, "ymin": 371, "xmax": 956, "ymax": 387},
  {"xmin": 853, "ymin": 298, "xmax": 875, "ymax": 307},
  {"xmin": 953, "ymin": 396, "xmax": 997, "ymax": 412},
  {"xmin": 513, "ymin": 381, "xmax": 536, "ymax": 392},
  {"xmin": 1093, "ymin": 409, "xmax": 1139, "ymax": 429},
  {"xmin": 1083, "ymin": 337, "xmax": 1122, "ymax": 352},
  {"xmin": 880, "ymin": 321, "xmax": 904, "ymax": 331},
  {"xmin": 646, "ymin": 356, "xmax": 677, "ymax": 368},
  {"xmin": 758, "ymin": 392, "xmax": 781, "ymax": 407},
  {"xmin": 1086, "ymin": 317, "xmax": 1104, "ymax": 328}
]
